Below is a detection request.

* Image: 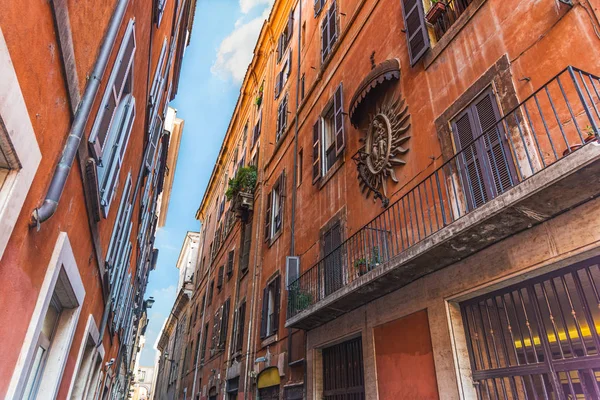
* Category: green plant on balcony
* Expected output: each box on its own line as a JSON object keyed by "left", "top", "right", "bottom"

{"left": 295, "top": 290, "right": 312, "bottom": 311}
{"left": 226, "top": 165, "right": 257, "bottom": 219}
{"left": 255, "top": 83, "right": 264, "bottom": 107}
{"left": 354, "top": 247, "right": 383, "bottom": 277}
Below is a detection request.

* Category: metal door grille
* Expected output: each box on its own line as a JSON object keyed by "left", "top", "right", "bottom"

{"left": 461, "top": 258, "right": 600, "bottom": 399}
{"left": 322, "top": 336, "right": 365, "bottom": 400}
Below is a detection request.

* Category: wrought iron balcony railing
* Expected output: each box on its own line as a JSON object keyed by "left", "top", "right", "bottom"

{"left": 428, "top": 0, "right": 474, "bottom": 42}
{"left": 287, "top": 67, "right": 600, "bottom": 319}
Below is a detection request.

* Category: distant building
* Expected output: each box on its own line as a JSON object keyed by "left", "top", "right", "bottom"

{"left": 158, "top": 107, "right": 185, "bottom": 228}
{"left": 0, "top": 0, "right": 196, "bottom": 398}
{"left": 131, "top": 366, "right": 155, "bottom": 400}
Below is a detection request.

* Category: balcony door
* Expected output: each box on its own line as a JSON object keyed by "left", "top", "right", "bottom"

{"left": 451, "top": 88, "right": 516, "bottom": 210}
{"left": 323, "top": 221, "right": 343, "bottom": 296}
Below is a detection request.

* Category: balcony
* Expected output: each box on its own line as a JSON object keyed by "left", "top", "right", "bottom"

{"left": 426, "top": 0, "right": 474, "bottom": 43}
{"left": 287, "top": 67, "right": 600, "bottom": 330}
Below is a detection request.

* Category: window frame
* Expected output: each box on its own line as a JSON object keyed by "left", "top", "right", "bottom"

{"left": 7, "top": 233, "right": 85, "bottom": 400}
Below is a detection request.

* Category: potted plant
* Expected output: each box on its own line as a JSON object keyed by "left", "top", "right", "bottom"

{"left": 354, "top": 257, "right": 368, "bottom": 276}
{"left": 226, "top": 165, "right": 258, "bottom": 218}
{"left": 425, "top": 0, "right": 446, "bottom": 24}
{"left": 563, "top": 125, "right": 597, "bottom": 156}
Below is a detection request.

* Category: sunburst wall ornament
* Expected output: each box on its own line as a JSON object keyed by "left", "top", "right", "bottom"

{"left": 353, "top": 96, "right": 411, "bottom": 207}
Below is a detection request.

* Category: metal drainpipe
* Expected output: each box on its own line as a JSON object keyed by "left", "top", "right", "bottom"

{"left": 30, "top": 0, "right": 130, "bottom": 227}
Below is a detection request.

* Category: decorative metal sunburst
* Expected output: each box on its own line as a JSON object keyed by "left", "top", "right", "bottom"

{"left": 354, "top": 96, "right": 411, "bottom": 207}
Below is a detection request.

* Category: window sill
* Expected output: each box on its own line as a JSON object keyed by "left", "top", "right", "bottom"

{"left": 267, "top": 228, "right": 283, "bottom": 248}
{"left": 261, "top": 333, "right": 278, "bottom": 348}
{"left": 423, "top": 0, "right": 488, "bottom": 70}
{"left": 316, "top": 157, "right": 344, "bottom": 191}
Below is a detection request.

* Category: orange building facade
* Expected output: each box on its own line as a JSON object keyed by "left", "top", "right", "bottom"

{"left": 0, "top": 0, "right": 195, "bottom": 398}
{"left": 159, "top": 0, "right": 600, "bottom": 399}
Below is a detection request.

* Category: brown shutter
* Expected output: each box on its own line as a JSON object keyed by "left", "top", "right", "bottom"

{"left": 287, "top": 50, "right": 293, "bottom": 79}
{"left": 400, "top": 0, "right": 430, "bottom": 66}
{"left": 328, "top": 1, "right": 337, "bottom": 48}
{"left": 264, "top": 190, "right": 272, "bottom": 241}
{"left": 219, "top": 299, "right": 230, "bottom": 348}
{"left": 452, "top": 108, "right": 488, "bottom": 210}
{"left": 273, "top": 276, "right": 281, "bottom": 333}
{"left": 287, "top": 10, "right": 294, "bottom": 41}
{"left": 217, "top": 265, "right": 224, "bottom": 289}
{"left": 237, "top": 302, "right": 246, "bottom": 352}
{"left": 260, "top": 287, "right": 268, "bottom": 338}
{"left": 275, "top": 71, "right": 282, "bottom": 99}
{"left": 282, "top": 95, "right": 288, "bottom": 132}
{"left": 227, "top": 250, "right": 234, "bottom": 277}
{"left": 334, "top": 83, "right": 345, "bottom": 156}
{"left": 312, "top": 120, "right": 322, "bottom": 184}
{"left": 321, "top": 15, "right": 328, "bottom": 62}
{"left": 472, "top": 91, "right": 515, "bottom": 196}
{"left": 240, "top": 221, "right": 252, "bottom": 271}
{"left": 277, "top": 171, "right": 285, "bottom": 234}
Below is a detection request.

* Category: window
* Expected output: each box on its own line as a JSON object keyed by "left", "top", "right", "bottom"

{"left": 145, "top": 114, "right": 163, "bottom": 170}
{"left": 300, "top": 74, "right": 305, "bottom": 101}
{"left": 218, "top": 299, "right": 230, "bottom": 350}
{"left": 297, "top": 149, "right": 303, "bottom": 186}
{"left": 460, "top": 258, "right": 600, "bottom": 399}
{"left": 314, "top": 0, "right": 326, "bottom": 17}
{"left": 323, "top": 221, "right": 343, "bottom": 296}
{"left": 232, "top": 301, "right": 246, "bottom": 354}
{"left": 89, "top": 20, "right": 137, "bottom": 217}
{"left": 207, "top": 280, "right": 214, "bottom": 305}
{"left": 68, "top": 316, "right": 104, "bottom": 400}
{"left": 252, "top": 109, "right": 262, "bottom": 148}
{"left": 276, "top": 10, "right": 294, "bottom": 63}
{"left": 227, "top": 250, "right": 235, "bottom": 278}
{"left": 424, "top": 0, "right": 475, "bottom": 44}
{"left": 264, "top": 172, "right": 285, "bottom": 242}
{"left": 312, "top": 84, "right": 345, "bottom": 183}
{"left": 239, "top": 220, "right": 252, "bottom": 273}
{"left": 0, "top": 28, "right": 42, "bottom": 260}
{"left": 217, "top": 265, "right": 224, "bottom": 290}
{"left": 105, "top": 172, "right": 133, "bottom": 274}
{"left": 200, "top": 323, "right": 209, "bottom": 364}
{"left": 322, "top": 337, "right": 365, "bottom": 399}
{"left": 286, "top": 256, "right": 300, "bottom": 288}
{"left": 260, "top": 276, "right": 281, "bottom": 339}
{"left": 451, "top": 87, "right": 515, "bottom": 211}
{"left": 194, "top": 331, "right": 201, "bottom": 367}
{"left": 321, "top": 1, "right": 338, "bottom": 63}
{"left": 149, "top": 37, "right": 168, "bottom": 124}
{"left": 301, "top": 21, "right": 306, "bottom": 48}
{"left": 275, "top": 51, "right": 293, "bottom": 99}
{"left": 7, "top": 233, "right": 85, "bottom": 400}
{"left": 276, "top": 94, "right": 289, "bottom": 143}
{"left": 155, "top": 0, "right": 167, "bottom": 25}
{"left": 400, "top": 0, "right": 430, "bottom": 66}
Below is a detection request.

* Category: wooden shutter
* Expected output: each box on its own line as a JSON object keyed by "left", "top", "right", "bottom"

{"left": 312, "top": 120, "right": 322, "bottom": 184}
{"left": 227, "top": 250, "right": 234, "bottom": 277}
{"left": 236, "top": 302, "right": 246, "bottom": 352}
{"left": 276, "top": 172, "right": 285, "bottom": 234}
{"left": 273, "top": 277, "right": 281, "bottom": 334}
{"left": 219, "top": 299, "right": 230, "bottom": 348}
{"left": 145, "top": 115, "right": 162, "bottom": 170}
{"left": 328, "top": 1, "right": 337, "bottom": 49}
{"left": 321, "top": 14, "right": 329, "bottom": 62}
{"left": 287, "top": 51, "right": 293, "bottom": 79}
{"left": 472, "top": 91, "right": 515, "bottom": 196}
{"left": 400, "top": 0, "right": 430, "bottom": 66}
{"left": 208, "top": 280, "right": 214, "bottom": 305}
{"left": 264, "top": 190, "right": 272, "bottom": 241}
{"left": 99, "top": 95, "right": 136, "bottom": 217}
{"left": 452, "top": 108, "right": 489, "bottom": 210}
{"left": 275, "top": 70, "right": 282, "bottom": 99}
{"left": 334, "top": 83, "right": 345, "bottom": 156}
{"left": 217, "top": 266, "right": 224, "bottom": 288}
{"left": 314, "top": 0, "right": 323, "bottom": 17}
{"left": 260, "top": 287, "right": 268, "bottom": 338}
{"left": 287, "top": 10, "right": 294, "bottom": 41}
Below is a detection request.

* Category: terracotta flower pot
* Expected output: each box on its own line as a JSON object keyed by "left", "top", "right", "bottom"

{"left": 426, "top": 2, "right": 447, "bottom": 23}
{"left": 562, "top": 134, "right": 596, "bottom": 156}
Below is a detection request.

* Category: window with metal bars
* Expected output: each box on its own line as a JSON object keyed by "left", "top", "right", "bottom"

{"left": 461, "top": 257, "right": 600, "bottom": 399}
{"left": 322, "top": 336, "right": 365, "bottom": 400}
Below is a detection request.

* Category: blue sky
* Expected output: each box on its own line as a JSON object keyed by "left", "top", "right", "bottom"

{"left": 139, "top": 0, "right": 274, "bottom": 366}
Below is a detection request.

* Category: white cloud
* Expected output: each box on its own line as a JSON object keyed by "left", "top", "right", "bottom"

{"left": 239, "top": 0, "right": 274, "bottom": 14}
{"left": 211, "top": 16, "right": 266, "bottom": 82}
